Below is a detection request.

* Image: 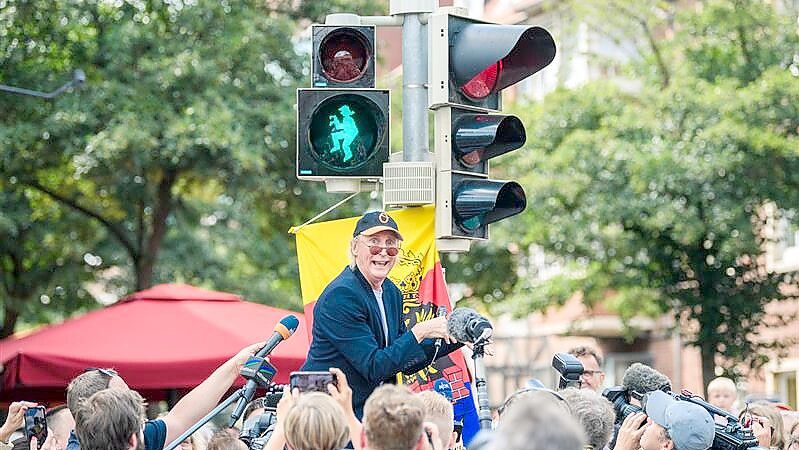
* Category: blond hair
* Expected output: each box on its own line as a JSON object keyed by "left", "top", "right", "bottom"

{"left": 740, "top": 403, "right": 785, "bottom": 450}
{"left": 707, "top": 377, "right": 736, "bottom": 394}
{"left": 284, "top": 393, "right": 349, "bottom": 450}
{"left": 417, "top": 391, "right": 454, "bottom": 450}
{"left": 349, "top": 237, "right": 358, "bottom": 269}
{"left": 363, "top": 385, "right": 425, "bottom": 450}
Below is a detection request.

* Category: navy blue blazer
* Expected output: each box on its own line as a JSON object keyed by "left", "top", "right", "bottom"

{"left": 301, "top": 266, "right": 461, "bottom": 418}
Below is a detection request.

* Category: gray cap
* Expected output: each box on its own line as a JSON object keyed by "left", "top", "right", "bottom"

{"left": 645, "top": 391, "right": 715, "bottom": 450}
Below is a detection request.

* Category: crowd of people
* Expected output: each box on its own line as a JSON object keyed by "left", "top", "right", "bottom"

{"left": 1, "top": 344, "right": 798, "bottom": 450}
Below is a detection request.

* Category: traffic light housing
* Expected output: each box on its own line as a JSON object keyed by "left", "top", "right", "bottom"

{"left": 429, "top": 14, "right": 556, "bottom": 111}
{"left": 312, "top": 26, "right": 375, "bottom": 88}
{"left": 434, "top": 107, "right": 528, "bottom": 240}
{"left": 297, "top": 24, "right": 389, "bottom": 184}
{"left": 430, "top": 12, "right": 556, "bottom": 243}
{"left": 296, "top": 88, "right": 389, "bottom": 180}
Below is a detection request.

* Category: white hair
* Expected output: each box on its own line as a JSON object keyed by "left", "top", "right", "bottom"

{"left": 348, "top": 236, "right": 358, "bottom": 269}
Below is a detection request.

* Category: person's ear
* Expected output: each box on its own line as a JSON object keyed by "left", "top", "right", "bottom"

{"left": 127, "top": 432, "right": 138, "bottom": 450}
{"left": 414, "top": 432, "right": 427, "bottom": 450}
{"left": 448, "top": 431, "right": 458, "bottom": 449}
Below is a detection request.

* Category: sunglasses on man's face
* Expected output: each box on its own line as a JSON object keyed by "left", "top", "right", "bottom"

{"left": 365, "top": 245, "right": 399, "bottom": 256}
{"left": 361, "top": 238, "right": 399, "bottom": 256}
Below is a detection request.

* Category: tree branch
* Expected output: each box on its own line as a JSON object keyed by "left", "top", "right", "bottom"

{"left": 23, "top": 180, "right": 140, "bottom": 261}
{"left": 608, "top": 1, "right": 671, "bottom": 88}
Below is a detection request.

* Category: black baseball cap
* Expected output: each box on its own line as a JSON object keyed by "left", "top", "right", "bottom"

{"left": 353, "top": 211, "right": 403, "bottom": 240}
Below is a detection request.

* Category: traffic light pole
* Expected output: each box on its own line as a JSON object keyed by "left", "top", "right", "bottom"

{"left": 400, "top": 12, "right": 429, "bottom": 163}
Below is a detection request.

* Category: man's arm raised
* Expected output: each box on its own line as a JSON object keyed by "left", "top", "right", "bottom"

{"left": 161, "top": 341, "right": 264, "bottom": 444}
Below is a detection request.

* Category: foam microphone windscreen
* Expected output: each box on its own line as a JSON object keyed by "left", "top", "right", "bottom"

{"left": 447, "top": 307, "right": 481, "bottom": 343}
{"left": 621, "top": 362, "right": 672, "bottom": 394}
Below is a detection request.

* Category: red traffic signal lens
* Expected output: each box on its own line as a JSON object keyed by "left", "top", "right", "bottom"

{"left": 460, "top": 60, "right": 502, "bottom": 99}
{"left": 319, "top": 28, "right": 370, "bottom": 83}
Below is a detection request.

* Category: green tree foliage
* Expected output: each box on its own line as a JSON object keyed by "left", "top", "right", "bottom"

{"left": 497, "top": 0, "right": 799, "bottom": 387}
{"left": 1, "top": 0, "right": 382, "bottom": 334}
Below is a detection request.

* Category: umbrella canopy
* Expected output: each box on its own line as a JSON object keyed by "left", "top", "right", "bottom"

{"left": 0, "top": 284, "right": 308, "bottom": 402}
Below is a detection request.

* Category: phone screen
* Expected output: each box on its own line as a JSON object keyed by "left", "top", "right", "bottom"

{"left": 24, "top": 406, "right": 47, "bottom": 449}
{"left": 289, "top": 371, "right": 336, "bottom": 393}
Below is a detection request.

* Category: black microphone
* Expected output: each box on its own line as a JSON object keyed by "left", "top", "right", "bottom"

{"left": 431, "top": 305, "right": 448, "bottom": 363}
{"left": 229, "top": 315, "right": 299, "bottom": 426}
{"left": 447, "top": 307, "right": 492, "bottom": 344}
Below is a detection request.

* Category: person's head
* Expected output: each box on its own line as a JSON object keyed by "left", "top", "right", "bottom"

{"left": 640, "top": 391, "right": 714, "bottom": 450}
{"left": 74, "top": 388, "right": 146, "bottom": 450}
{"left": 568, "top": 346, "right": 605, "bottom": 391}
{"left": 67, "top": 368, "right": 128, "bottom": 414}
{"left": 283, "top": 392, "right": 349, "bottom": 450}
{"left": 46, "top": 405, "right": 75, "bottom": 450}
{"left": 739, "top": 402, "right": 785, "bottom": 450}
{"left": 179, "top": 423, "right": 217, "bottom": 450}
{"left": 497, "top": 388, "right": 570, "bottom": 421}
{"left": 362, "top": 385, "right": 425, "bottom": 450}
{"left": 706, "top": 377, "right": 737, "bottom": 413}
{"left": 559, "top": 388, "right": 615, "bottom": 450}
{"left": 788, "top": 418, "right": 799, "bottom": 450}
{"left": 417, "top": 391, "right": 455, "bottom": 450}
{"left": 350, "top": 211, "right": 403, "bottom": 289}
{"left": 489, "top": 398, "right": 586, "bottom": 450}
{"left": 206, "top": 431, "right": 248, "bottom": 450}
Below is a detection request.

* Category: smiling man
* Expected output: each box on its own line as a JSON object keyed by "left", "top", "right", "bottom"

{"left": 300, "top": 211, "right": 462, "bottom": 419}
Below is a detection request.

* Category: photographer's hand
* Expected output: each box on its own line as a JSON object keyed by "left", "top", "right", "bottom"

{"left": 29, "top": 430, "right": 57, "bottom": 450}
{"left": 328, "top": 368, "right": 363, "bottom": 450}
{"left": 0, "top": 401, "right": 37, "bottom": 442}
{"left": 276, "top": 385, "right": 298, "bottom": 424}
{"left": 614, "top": 413, "right": 647, "bottom": 450}
{"left": 748, "top": 416, "right": 772, "bottom": 448}
{"left": 263, "top": 386, "right": 297, "bottom": 450}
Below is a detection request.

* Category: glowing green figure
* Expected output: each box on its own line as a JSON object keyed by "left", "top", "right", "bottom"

{"left": 328, "top": 104, "right": 359, "bottom": 162}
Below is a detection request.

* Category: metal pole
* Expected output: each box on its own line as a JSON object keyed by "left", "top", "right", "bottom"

{"left": 0, "top": 69, "right": 85, "bottom": 99}
{"left": 401, "top": 13, "right": 429, "bottom": 162}
{"left": 163, "top": 388, "right": 246, "bottom": 450}
{"left": 472, "top": 344, "right": 493, "bottom": 430}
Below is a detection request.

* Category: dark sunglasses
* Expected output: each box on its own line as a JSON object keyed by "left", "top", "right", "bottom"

{"left": 365, "top": 244, "right": 399, "bottom": 256}
{"left": 84, "top": 367, "right": 118, "bottom": 377}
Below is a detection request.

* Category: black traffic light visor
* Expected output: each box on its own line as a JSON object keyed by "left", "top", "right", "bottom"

{"left": 453, "top": 180, "right": 527, "bottom": 231}
{"left": 451, "top": 25, "right": 556, "bottom": 93}
{"left": 453, "top": 114, "right": 526, "bottom": 168}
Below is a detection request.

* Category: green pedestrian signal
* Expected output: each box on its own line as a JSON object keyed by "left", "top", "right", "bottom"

{"left": 297, "top": 89, "right": 389, "bottom": 179}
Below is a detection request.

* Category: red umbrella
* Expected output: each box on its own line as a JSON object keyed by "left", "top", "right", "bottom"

{"left": 0, "top": 284, "right": 309, "bottom": 403}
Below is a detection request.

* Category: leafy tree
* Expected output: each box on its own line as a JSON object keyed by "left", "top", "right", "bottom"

{"left": 0, "top": 183, "right": 100, "bottom": 337}
{"left": 498, "top": 0, "right": 799, "bottom": 387}
{"left": 1, "top": 0, "right": 383, "bottom": 333}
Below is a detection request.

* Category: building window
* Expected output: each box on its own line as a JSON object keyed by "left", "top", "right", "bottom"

{"left": 772, "top": 368, "right": 798, "bottom": 410}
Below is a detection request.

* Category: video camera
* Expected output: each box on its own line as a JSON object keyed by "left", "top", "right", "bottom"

{"left": 239, "top": 387, "right": 285, "bottom": 450}
{"left": 676, "top": 391, "right": 757, "bottom": 450}
{"left": 602, "top": 386, "right": 758, "bottom": 450}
